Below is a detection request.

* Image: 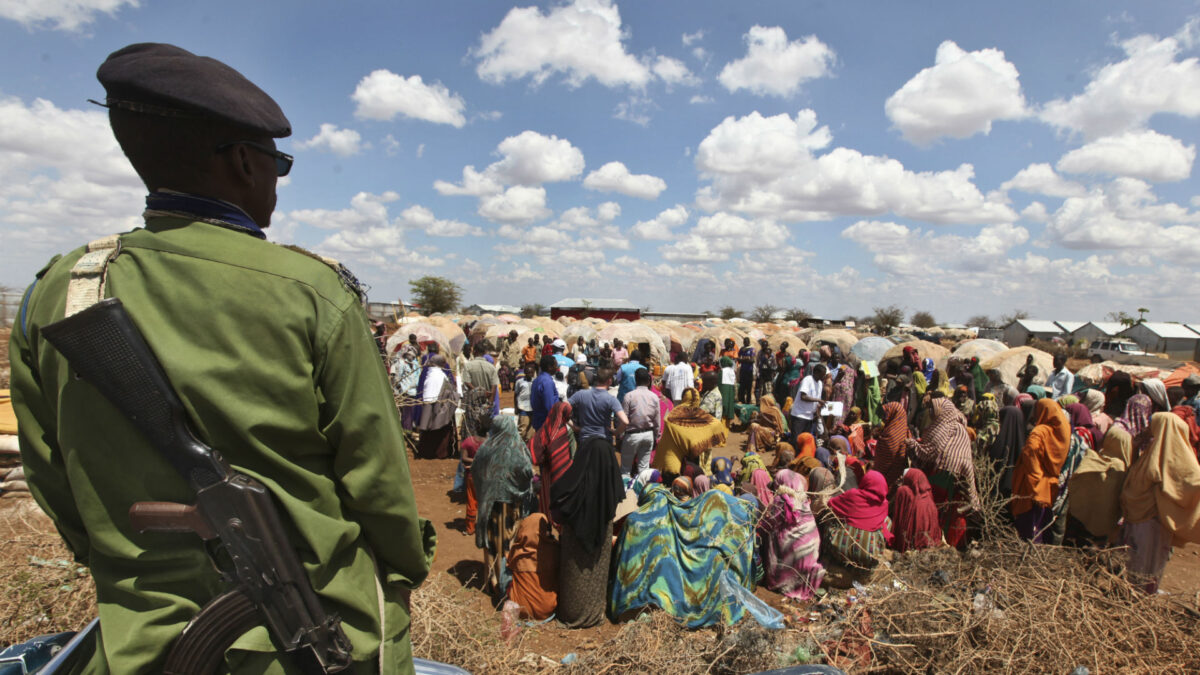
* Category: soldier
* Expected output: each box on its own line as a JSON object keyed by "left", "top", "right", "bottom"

{"left": 9, "top": 43, "right": 434, "bottom": 673}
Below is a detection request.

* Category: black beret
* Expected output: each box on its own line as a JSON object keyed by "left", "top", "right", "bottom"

{"left": 97, "top": 43, "right": 290, "bottom": 138}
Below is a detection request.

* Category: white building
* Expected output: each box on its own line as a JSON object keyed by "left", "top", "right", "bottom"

{"left": 1070, "top": 321, "right": 1125, "bottom": 344}
{"left": 1002, "top": 319, "right": 1064, "bottom": 346}
{"left": 462, "top": 303, "right": 521, "bottom": 315}
{"left": 1118, "top": 322, "right": 1200, "bottom": 360}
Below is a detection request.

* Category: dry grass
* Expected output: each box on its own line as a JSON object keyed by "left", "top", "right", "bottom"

{"left": 0, "top": 500, "right": 96, "bottom": 647}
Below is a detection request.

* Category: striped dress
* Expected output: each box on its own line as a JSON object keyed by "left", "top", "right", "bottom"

{"left": 759, "top": 484, "right": 824, "bottom": 599}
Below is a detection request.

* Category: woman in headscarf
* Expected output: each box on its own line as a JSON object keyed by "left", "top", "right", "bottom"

{"left": 710, "top": 457, "right": 734, "bottom": 487}
{"left": 973, "top": 394, "right": 1001, "bottom": 455}
{"left": 759, "top": 470, "right": 825, "bottom": 600}
{"left": 472, "top": 416, "right": 534, "bottom": 596}
{"left": 891, "top": 468, "right": 942, "bottom": 552}
{"left": 414, "top": 353, "right": 460, "bottom": 459}
{"left": 857, "top": 361, "right": 884, "bottom": 426}
{"left": 531, "top": 401, "right": 575, "bottom": 517}
{"left": 746, "top": 394, "right": 789, "bottom": 455}
{"left": 771, "top": 444, "right": 797, "bottom": 473}
{"left": 968, "top": 357, "right": 988, "bottom": 400}
{"left": 793, "top": 432, "right": 818, "bottom": 461}
{"left": 952, "top": 385, "right": 975, "bottom": 422}
{"left": 921, "top": 358, "right": 937, "bottom": 385}
{"left": 930, "top": 368, "right": 953, "bottom": 398}
{"left": 679, "top": 387, "right": 700, "bottom": 408}
{"left": 1010, "top": 399, "right": 1072, "bottom": 542}
{"left": 909, "top": 397, "right": 980, "bottom": 547}
{"left": 1025, "top": 384, "right": 1048, "bottom": 400}
{"left": 717, "top": 355, "right": 738, "bottom": 428}
{"left": 552, "top": 435, "right": 623, "bottom": 628}
{"left": 821, "top": 470, "right": 894, "bottom": 569}
{"left": 740, "top": 451, "right": 767, "bottom": 477}
{"left": 1114, "top": 392, "right": 1153, "bottom": 438}
{"left": 828, "top": 357, "right": 857, "bottom": 428}
{"left": 744, "top": 468, "right": 774, "bottom": 508}
{"left": 506, "top": 513, "right": 558, "bottom": 620}
{"left": 1081, "top": 388, "right": 1113, "bottom": 442}
{"left": 671, "top": 475, "right": 693, "bottom": 500}
{"left": 650, "top": 380, "right": 675, "bottom": 444}
{"left": 1045, "top": 403, "right": 1097, "bottom": 544}
{"left": 1104, "top": 371, "right": 1135, "bottom": 418}
{"left": 692, "top": 474, "right": 712, "bottom": 496}
{"left": 1068, "top": 426, "right": 1133, "bottom": 542}
{"left": 874, "top": 402, "right": 910, "bottom": 490}
{"left": 1172, "top": 405, "right": 1200, "bottom": 456}
{"left": 652, "top": 399, "right": 728, "bottom": 483}
{"left": 1140, "top": 378, "right": 1170, "bottom": 413}
{"left": 1120, "top": 413, "right": 1200, "bottom": 593}
{"left": 988, "top": 404, "right": 1027, "bottom": 498}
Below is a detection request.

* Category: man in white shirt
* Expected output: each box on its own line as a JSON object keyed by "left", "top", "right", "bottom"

{"left": 663, "top": 352, "right": 694, "bottom": 404}
{"left": 1047, "top": 354, "right": 1075, "bottom": 400}
{"left": 789, "top": 364, "right": 827, "bottom": 440}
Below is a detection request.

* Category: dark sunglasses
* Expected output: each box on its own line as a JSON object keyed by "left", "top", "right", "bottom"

{"left": 215, "top": 140, "right": 293, "bottom": 177}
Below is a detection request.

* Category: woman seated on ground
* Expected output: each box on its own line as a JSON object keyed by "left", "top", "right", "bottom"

{"left": 740, "top": 468, "right": 774, "bottom": 507}
{"left": 472, "top": 416, "right": 534, "bottom": 597}
{"left": 891, "top": 468, "right": 943, "bottom": 553}
{"left": 759, "top": 470, "right": 825, "bottom": 600}
{"left": 746, "top": 394, "right": 789, "bottom": 454}
{"left": 652, "top": 390, "right": 728, "bottom": 483}
{"left": 820, "top": 470, "right": 893, "bottom": 573}
{"left": 1120, "top": 412, "right": 1200, "bottom": 593}
{"left": 506, "top": 513, "right": 558, "bottom": 620}
{"left": 710, "top": 457, "right": 735, "bottom": 489}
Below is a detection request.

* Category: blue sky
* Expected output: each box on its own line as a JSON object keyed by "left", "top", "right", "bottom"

{"left": 2, "top": 1, "right": 1198, "bottom": 323}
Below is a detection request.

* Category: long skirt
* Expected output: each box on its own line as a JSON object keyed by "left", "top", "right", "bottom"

{"left": 719, "top": 383, "right": 737, "bottom": 421}
{"left": 416, "top": 425, "right": 454, "bottom": 459}
{"left": 1014, "top": 505, "right": 1051, "bottom": 543}
{"left": 484, "top": 502, "right": 521, "bottom": 597}
{"left": 821, "top": 517, "right": 890, "bottom": 569}
{"left": 557, "top": 522, "right": 613, "bottom": 628}
{"left": 1125, "top": 519, "right": 1171, "bottom": 594}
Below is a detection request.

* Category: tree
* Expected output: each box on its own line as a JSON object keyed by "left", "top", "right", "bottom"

{"left": 749, "top": 304, "right": 779, "bottom": 323}
{"left": 999, "top": 309, "right": 1030, "bottom": 325}
{"left": 872, "top": 305, "right": 904, "bottom": 334}
{"left": 910, "top": 311, "right": 937, "bottom": 328}
{"left": 520, "top": 303, "right": 547, "bottom": 318}
{"left": 718, "top": 305, "right": 739, "bottom": 320}
{"left": 966, "top": 314, "right": 993, "bottom": 328}
{"left": 407, "top": 276, "right": 462, "bottom": 315}
{"left": 784, "top": 307, "right": 812, "bottom": 323}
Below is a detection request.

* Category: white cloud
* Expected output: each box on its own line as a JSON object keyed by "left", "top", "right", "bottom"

{"left": 659, "top": 212, "right": 788, "bottom": 261}
{"left": 478, "top": 185, "right": 551, "bottom": 224}
{"left": 287, "top": 191, "right": 399, "bottom": 231}
{"left": 582, "top": 161, "right": 667, "bottom": 199}
{"left": 1021, "top": 201, "right": 1049, "bottom": 223}
{"left": 613, "top": 95, "right": 655, "bottom": 126}
{"left": 1041, "top": 29, "right": 1200, "bottom": 138}
{"left": 652, "top": 55, "right": 700, "bottom": 86}
{"left": 689, "top": 95, "right": 713, "bottom": 104}
{"left": 1056, "top": 130, "right": 1195, "bottom": 182}
{"left": 351, "top": 70, "right": 467, "bottom": 127}
{"left": 695, "top": 109, "right": 1016, "bottom": 224}
{"left": 885, "top": 41, "right": 1028, "bottom": 145}
{"left": 0, "top": 0, "right": 138, "bottom": 31}
{"left": 551, "top": 203, "right": 620, "bottom": 231}
{"left": 842, "top": 220, "right": 1029, "bottom": 276}
{"left": 1001, "top": 163, "right": 1087, "bottom": 198}
{"left": 631, "top": 204, "right": 689, "bottom": 239}
{"left": 398, "top": 205, "right": 484, "bottom": 237}
{"left": 682, "top": 30, "right": 705, "bottom": 46}
{"left": 383, "top": 134, "right": 401, "bottom": 156}
{"left": 490, "top": 130, "right": 585, "bottom": 185}
{"left": 416, "top": 143, "right": 425, "bottom": 158}
{"left": 433, "top": 130, "right": 583, "bottom": 223}
{"left": 717, "top": 25, "right": 835, "bottom": 97}
{"left": 1042, "top": 178, "right": 1200, "bottom": 262}
{"left": 596, "top": 201, "right": 621, "bottom": 221}
{"left": 473, "top": 0, "right": 651, "bottom": 89}
{"left": 0, "top": 96, "right": 144, "bottom": 258}
{"left": 295, "top": 123, "right": 369, "bottom": 157}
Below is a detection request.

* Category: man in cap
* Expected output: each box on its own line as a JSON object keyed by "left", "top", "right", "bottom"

{"left": 9, "top": 44, "right": 434, "bottom": 673}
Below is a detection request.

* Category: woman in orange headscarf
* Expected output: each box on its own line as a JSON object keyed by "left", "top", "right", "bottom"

{"left": 1010, "top": 398, "right": 1071, "bottom": 542}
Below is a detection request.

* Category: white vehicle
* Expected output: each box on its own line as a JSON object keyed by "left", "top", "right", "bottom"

{"left": 1088, "top": 339, "right": 1147, "bottom": 362}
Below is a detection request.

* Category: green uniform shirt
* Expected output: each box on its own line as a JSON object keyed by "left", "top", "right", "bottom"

{"left": 9, "top": 217, "right": 436, "bottom": 673}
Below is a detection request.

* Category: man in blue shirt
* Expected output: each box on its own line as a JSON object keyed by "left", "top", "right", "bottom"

{"left": 530, "top": 354, "right": 561, "bottom": 430}
{"left": 568, "top": 366, "right": 628, "bottom": 442}
{"left": 616, "top": 350, "right": 647, "bottom": 403}
{"left": 1182, "top": 374, "right": 1200, "bottom": 417}
{"left": 551, "top": 338, "right": 574, "bottom": 373}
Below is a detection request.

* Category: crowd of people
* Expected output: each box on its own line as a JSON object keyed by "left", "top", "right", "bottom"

{"left": 387, "top": 326, "right": 1200, "bottom": 627}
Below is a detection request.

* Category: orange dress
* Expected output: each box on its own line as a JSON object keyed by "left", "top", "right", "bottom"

{"left": 506, "top": 513, "right": 559, "bottom": 620}
{"left": 1010, "top": 399, "right": 1071, "bottom": 516}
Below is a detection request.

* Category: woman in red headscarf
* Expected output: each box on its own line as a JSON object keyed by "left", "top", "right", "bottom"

{"left": 820, "top": 470, "right": 893, "bottom": 569}
{"left": 891, "top": 468, "right": 942, "bottom": 552}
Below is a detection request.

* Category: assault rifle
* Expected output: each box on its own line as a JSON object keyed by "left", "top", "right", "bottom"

{"left": 42, "top": 298, "right": 353, "bottom": 675}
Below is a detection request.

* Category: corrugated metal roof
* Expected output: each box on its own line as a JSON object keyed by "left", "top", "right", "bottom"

{"left": 1012, "top": 319, "right": 1063, "bottom": 333}
{"left": 549, "top": 297, "right": 640, "bottom": 311}
{"left": 1127, "top": 322, "right": 1200, "bottom": 339}
{"left": 1073, "top": 321, "right": 1124, "bottom": 336}
{"left": 1054, "top": 320, "right": 1086, "bottom": 332}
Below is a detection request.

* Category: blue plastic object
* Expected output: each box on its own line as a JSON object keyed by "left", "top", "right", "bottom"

{"left": 719, "top": 569, "right": 784, "bottom": 630}
{"left": 0, "top": 631, "right": 76, "bottom": 674}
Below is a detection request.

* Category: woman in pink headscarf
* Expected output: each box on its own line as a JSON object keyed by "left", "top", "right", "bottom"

{"left": 758, "top": 470, "right": 824, "bottom": 600}
{"left": 821, "top": 470, "right": 893, "bottom": 569}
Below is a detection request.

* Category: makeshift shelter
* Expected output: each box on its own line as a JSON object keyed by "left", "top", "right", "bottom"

{"left": 385, "top": 322, "right": 452, "bottom": 359}
{"left": 980, "top": 347, "right": 1053, "bottom": 388}
{"left": 1075, "top": 362, "right": 1168, "bottom": 388}
{"left": 949, "top": 339, "right": 1009, "bottom": 367}
{"left": 881, "top": 340, "right": 949, "bottom": 370}
{"left": 425, "top": 316, "right": 467, "bottom": 355}
{"left": 851, "top": 336, "right": 894, "bottom": 363}
{"left": 766, "top": 331, "right": 804, "bottom": 357}
{"left": 560, "top": 322, "right": 599, "bottom": 346}
{"left": 597, "top": 323, "right": 669, "bottom": 365}
{"left": 811, "top": 329, "right": 858, "bottom": 354}
{"left": 688, "top": 327, "right": 748, "bottom": 355}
